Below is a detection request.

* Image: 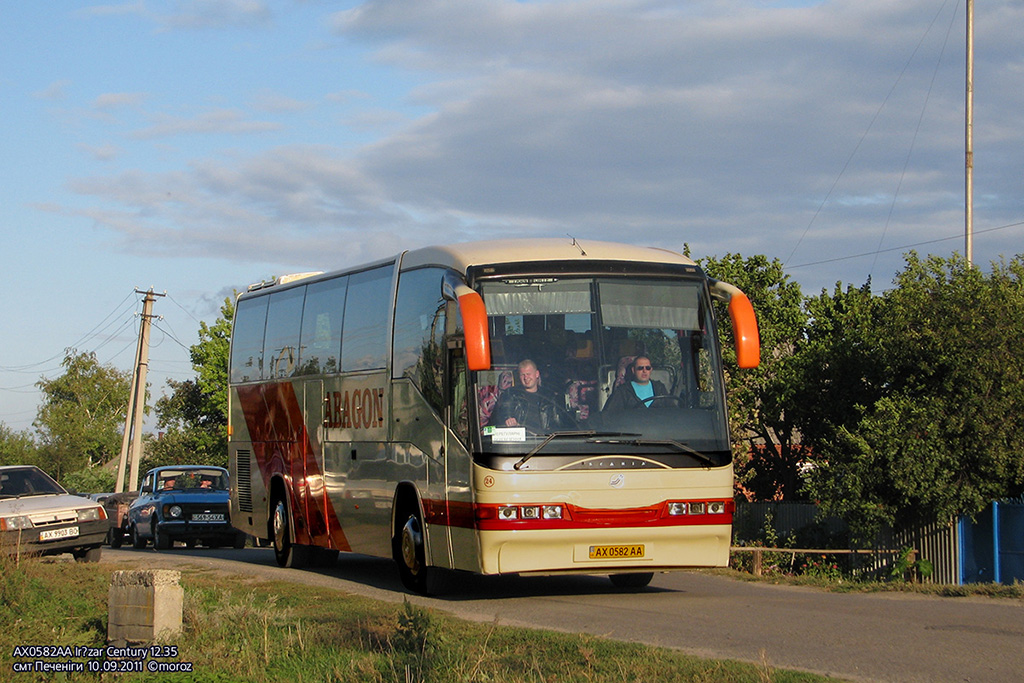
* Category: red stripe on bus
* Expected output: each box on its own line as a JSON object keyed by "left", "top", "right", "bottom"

{"left": 421, "top": 499, "right": 732, "bottom": 531}
{"left": 236, "top": 383, "right": 352, "bottom": 552}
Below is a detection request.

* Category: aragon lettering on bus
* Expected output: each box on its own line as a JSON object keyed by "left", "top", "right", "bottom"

{"left": 325, "top": 388, "right": 385, "bottom": 430}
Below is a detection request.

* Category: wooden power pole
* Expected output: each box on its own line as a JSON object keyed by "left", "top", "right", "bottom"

{"left": 114, "top": 289, "right": 165, "bottom": 493}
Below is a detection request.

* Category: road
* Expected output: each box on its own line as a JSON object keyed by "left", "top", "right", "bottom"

{"left": 103, "top": 547, "right": 1024, "bottom": 683}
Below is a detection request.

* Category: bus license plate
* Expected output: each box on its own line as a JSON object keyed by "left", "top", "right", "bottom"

{"left": 39, "top": 526, "right": 79, "bottom": 542}
{"left": 589, "top": 544, "right": 644, "bottom": 559}
{"left": 192, "top": 513, "right": 225, "bottom": 522}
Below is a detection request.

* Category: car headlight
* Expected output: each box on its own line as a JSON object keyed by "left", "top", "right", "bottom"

{"left": 78, "top": 507, "right": 103, "bottom": 522}
{"left": 168, "top": 505, "right": 183, "bottom": 519}
{"left": 0, "top": 515, "right": 33, "bottom": 531}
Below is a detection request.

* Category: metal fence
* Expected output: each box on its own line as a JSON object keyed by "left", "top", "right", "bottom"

{"left": 733, "top": 502, "right": 960, "bottom": 584}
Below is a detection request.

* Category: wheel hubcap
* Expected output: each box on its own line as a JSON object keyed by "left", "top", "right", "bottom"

{"left": 401, "top": 517, "right": 421, "bottom": 574}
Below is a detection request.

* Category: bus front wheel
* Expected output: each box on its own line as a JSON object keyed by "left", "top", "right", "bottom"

{"left": 609, "top": 572, "right": 653, "bottom": 589}
{"left": 395, "top": 511, "right": 433, "bottom": 594}
{"left": 271, "top": 497, "right": 309, "bottom": 569}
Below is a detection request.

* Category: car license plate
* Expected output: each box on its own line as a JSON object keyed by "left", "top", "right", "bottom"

{"left": 589, "top": 544, "right": 644, "bottom": 559}
{"left": 191, "top": 513, "right": 225, "bottom": 522}
{"left": 39, "top": 526, "right": 79, "bottom": 542}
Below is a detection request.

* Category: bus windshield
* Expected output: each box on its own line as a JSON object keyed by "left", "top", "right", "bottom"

{"left": 471, "top": 276, "right": 731, "bottom": 469}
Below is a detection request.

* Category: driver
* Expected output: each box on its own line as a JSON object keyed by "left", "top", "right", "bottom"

{"left": 488, "top": 359, "right": 571, "bottom": 433}
{"left": 603, "top": 356, "right": 668, "bottom": 412}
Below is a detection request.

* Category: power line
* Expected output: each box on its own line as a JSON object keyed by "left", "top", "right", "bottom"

{"left": 786, "top": 219, "right": 1024, "bottom": 270}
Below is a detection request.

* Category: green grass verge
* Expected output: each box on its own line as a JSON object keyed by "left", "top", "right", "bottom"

{"left": 1, "top": 553, "right": 838, "bottom": 683}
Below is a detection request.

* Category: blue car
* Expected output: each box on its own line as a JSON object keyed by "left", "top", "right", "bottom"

{"left": 128, "top": 466, "right": 246, "bottom": 550}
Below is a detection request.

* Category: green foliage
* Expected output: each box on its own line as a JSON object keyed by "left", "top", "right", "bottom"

{"left": 1, "top": 560, "right": 838, "bottom": 683}
{"left": 149, "top": 297, "right": 233, "bottom": 469}
{"left": 889, "top": 547, "right": 934, "bottom": 583}
{"left": 0, "top": 423, "right": 38, "bottom": 466}
{"left": 33, "top": 350, "right": 132, "bottom": 479}
{"left": 191, "top": 296, "right": 234, "bottom": 420}
{"left": 797, "top": 254, "right": 1024, "bottom": 541}
{"left": 62, "top": 465, "right": 116, "bottom": 494}
{"left": 699, "top": 254, "right": 809, "bottom": 501}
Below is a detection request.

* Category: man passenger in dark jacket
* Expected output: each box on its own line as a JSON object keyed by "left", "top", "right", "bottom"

{"left": 603, "top": 356, "right": 668, "bottom": 412}
{"left": 489, "top": 359, "right": 570, "bottom": 433}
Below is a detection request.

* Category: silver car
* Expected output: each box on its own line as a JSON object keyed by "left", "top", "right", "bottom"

{"left": 0, "top": 465, "right": 107, "bottom": 562}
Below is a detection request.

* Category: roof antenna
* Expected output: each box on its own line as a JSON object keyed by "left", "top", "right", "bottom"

{"left": 567, "top": 234, "right": 587, "bottom": 256}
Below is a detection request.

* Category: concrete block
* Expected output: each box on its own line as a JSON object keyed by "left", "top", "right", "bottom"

{"left": 107, "top": 569, "right": 183, "bottom": 646}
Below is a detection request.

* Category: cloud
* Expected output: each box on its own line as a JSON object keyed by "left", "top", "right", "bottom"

{"left": 130, "top": 109, "right": 282, "bottom": 138}
{"left": 68, "top": 0, "right": 1024, "bottom": 290}
{"left": 33, "top": 80, "right": 72, "bottom": 100}
{"left": 155, "top": 0, "right": 271, "bottom": 31}
{"left": 93, "top": 92, "right": 148, "bottom": 110}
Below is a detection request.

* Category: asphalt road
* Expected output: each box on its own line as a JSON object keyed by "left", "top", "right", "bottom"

{"left": 103, "top": 547, "right": 1024, "bottom": 683}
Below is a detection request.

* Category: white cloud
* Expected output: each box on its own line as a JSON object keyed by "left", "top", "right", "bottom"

{"left": 67, "top": 0, "right": 1024, "bottom": 291}
{"left": 130, "top": 109, "right": 282, "bottom": 138}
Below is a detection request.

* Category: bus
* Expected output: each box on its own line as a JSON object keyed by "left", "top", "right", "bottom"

{"left": 227, "top": 239, "right": 759, "bottom": 593}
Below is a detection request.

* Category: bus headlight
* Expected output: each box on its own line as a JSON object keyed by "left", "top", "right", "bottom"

{"left": 521, "top": 506, "right": 540, "bottom": 520}
{"left": 542, "top": 505, "right": 562, "bottom": 520}
{"left": 497, "top": 506, "right": 518, "bottom": 521}
{"left": 689, "top": 502, "right": 706, "bottom": 515}
{"left": 668, "top": 502, "right": 687, "bottom": 516}
{"left": 708, "top": 501, "right": 726, "bottom": 515}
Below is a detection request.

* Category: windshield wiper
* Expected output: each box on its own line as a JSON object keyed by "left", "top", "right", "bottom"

{"left": 513, "top": 431, "right": 641, "bottom": 470}
{"left": 587, "top": 438, "right": 717, "bottom": 466}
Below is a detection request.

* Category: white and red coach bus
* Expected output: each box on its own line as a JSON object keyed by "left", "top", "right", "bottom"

{"left": 228, "top": 239, "right": 759, "bottom": 593}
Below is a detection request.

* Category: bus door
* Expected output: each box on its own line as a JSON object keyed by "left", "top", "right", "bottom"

{"left": 303, "top": 380, "right": 332, "bottom": 547}
{"left": 444, "top": 349, "right": 478, "bottom": 572}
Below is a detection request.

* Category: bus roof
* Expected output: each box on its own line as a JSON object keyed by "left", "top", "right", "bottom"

{"left": 399, "top": 238, "right": 696, "bottom": 272}
{"left": 240, "top": 239, "right": 699, "bottom": 298}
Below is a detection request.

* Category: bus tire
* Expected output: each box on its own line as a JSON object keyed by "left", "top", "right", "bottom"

{"left": 395, "top": 508, "right": 439, "bottom": 595}
{"left": 609, "top": 572, "right": 653, "bottom": 589}
{"left": 271, "top": 496, "right": 309, "bottom": 569}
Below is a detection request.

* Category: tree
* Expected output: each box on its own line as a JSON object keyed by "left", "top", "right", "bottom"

{"left": 0, "top": 423, "right": 38, "bottom": 467}
{"left": 147, "top": 297, "right": 233, "bottom": 469}
{"left": 699, "top": 253, "right": 809, "bottom": 500}
{"left": 798, "top": 254, "right": 1024, "bottom": 541}
{"left": 34, "top": 350, "right": 132, "bottom": 480}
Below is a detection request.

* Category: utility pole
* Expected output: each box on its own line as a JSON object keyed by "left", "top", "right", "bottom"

{"left": 114, "top": 289, "right": 165, "bottom": 493}
{"left": 965, "top": 0, "right": 974, "bottom": 266}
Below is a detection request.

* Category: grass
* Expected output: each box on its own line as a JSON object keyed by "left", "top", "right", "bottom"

{"left": 0, "top": 552, "right": 838, "bottom": 683}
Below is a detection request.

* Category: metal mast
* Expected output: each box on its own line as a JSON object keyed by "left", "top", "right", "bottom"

{"left": 965, "top": 0, "right": 974, "bottom": 265}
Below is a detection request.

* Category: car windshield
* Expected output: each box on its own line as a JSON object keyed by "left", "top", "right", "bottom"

{"left": 470, "top": 275, "right": 731, "bottom": 469}
{"left": 156, "top": 469, "right": 228, "bottom": 491}
{"left": 0, "top": 467, "right": 67, "bottom": 498}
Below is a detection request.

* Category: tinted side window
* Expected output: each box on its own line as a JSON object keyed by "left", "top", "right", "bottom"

{"left": 392, "top": 267, "right": 446, "bottom": 411}
{"left": 263, "top": 286, "right": 306, "bottom": 379}
{"left": 231, "top": 296, "right": 269, "bottom": 383}
{"left": 297, "top": 277, "right": 347, "bottom": 376}
{"left": 341, "top": 265, "right": 395, "bottom": 371}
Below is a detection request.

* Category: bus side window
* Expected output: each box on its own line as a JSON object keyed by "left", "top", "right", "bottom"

{"left": 449, "top": 351, "right": 469, "bottom": 444}
{"left": 230, "top": 296, "right": 269, "bottom": 383}
{"left": 393, "top": 267, "right": 447, "bottom": 413}
{"left": 264, "top": 286, "right": 306, "bottom": 379}
{"left": 341, "top": 265, "right": 394, "bottom": 371}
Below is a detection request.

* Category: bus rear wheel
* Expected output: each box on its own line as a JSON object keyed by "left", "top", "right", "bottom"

{"left": 271, "top": 497, "right": 309, "bottom": 569}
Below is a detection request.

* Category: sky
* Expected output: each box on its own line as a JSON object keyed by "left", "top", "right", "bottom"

{"left": 1, "top": 0, "right": 1022, "bottom": 433}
